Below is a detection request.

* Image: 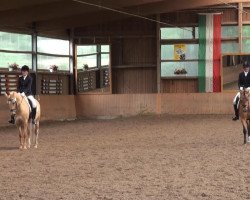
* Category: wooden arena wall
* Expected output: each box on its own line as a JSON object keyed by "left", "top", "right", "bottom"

{"left": 0, "top": 93, "right": 237, "bottom": 127}
{"left": 75, "top": 93, "right": 235, "bottom": 118}
{"left": 0, "top": 95, "right": 76, "bottom": 126}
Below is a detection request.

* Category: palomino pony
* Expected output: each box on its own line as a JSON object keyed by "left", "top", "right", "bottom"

{"left": 5, "top": 92, "right": 41, "bottom": 149}
{"left": 239, "top": 88, "right": 250, "bottom": 144}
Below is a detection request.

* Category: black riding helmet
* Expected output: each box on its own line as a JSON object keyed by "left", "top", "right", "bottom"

{"left": 21, "top": 65, "right": 29, "bottom": 72}
{"left": 243, "top": 61, "right": 250, "bottom": 68}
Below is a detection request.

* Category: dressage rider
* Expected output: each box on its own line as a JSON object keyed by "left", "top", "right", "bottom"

{"left": 9, "top": 65, "right": 37, "bottom": 124}
{"left": 232, "top": 61, "right": 250, "bottom": 121}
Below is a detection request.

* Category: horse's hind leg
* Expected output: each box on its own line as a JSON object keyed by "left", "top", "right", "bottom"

{"left": 242, "top": 123, "right": 249, "bottom": 144}
{"left": 247, "top": 122, "right": 250, "bottom": 143}
{"left": 18, "top": 127, "right": 23, "bottom": 149}
{"left": 246, "top": 130, "right": 249, "bottom": 144}
{"left": 243, "top": 127, "right": 247, "bottom": 144}
{"left": 34, "top": 122, "right": 39, "bottom": 148}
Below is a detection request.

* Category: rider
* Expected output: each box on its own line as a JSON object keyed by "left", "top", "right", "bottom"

{"left": 9, "top": 65, "right": 37, "bottom": 124}
{"left": 232, "top": 61, "right": 250, "bottom": 121}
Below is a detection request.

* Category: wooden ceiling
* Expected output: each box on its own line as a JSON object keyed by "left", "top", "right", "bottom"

{"left": 0, "top": 0, "right": 249, "bottom": 36}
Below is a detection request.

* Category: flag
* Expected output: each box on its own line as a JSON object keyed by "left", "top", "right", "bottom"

{"left": 198, "top": 13, "right": 221, "bottom": 92}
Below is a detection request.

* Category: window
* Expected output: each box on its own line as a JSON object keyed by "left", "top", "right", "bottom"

{"left": 76, "top": 44, "right": 110, "bottom": 69}
{"left": 161, "top": 61, "right": 198, "bottom": 77}
{"left": 243, "top": 25, "right": 250, "bottom": 37}
{"left": 77, "top": 45, "right": 97, "bottom": 68}
{"left": 37, "top": 55, "right": 69, "bottom": 71}
{"left": 221, "top": 25, "right": 239, "bottom": 53}
{"left": 222, "top": 42, "right": 239, "bottom": 53}
{"left": 160, "top": 27, "right": 198, "bottom": 77}
{"left": 243, "top": 25, "right": 250, "bottom": 53}
{"left": 0, "top": 31, "right": 32, "bottom": 69}
{"left": 161, "top": 27, "right": 194, "bottom": 39}
{"left": 221, "top": 26, "right": 238, "bottom": 38}
{"left": 37, "top": 36, "right": 70, "bottom": 71}
{"left": 101, "top": 45, "right": 110, "bottom": 67}
{"left": 0, "top": 31, "right": 32, "bottom": 51}
{"left": 161, "top": 44, "right": 198, "bottom": 60}
{"left": 76, "top": 44, "right": 111, "bottom": 93}
{"left": 243, "top": 39, "right": 250, "bottom": 52}
{"left": 0, "top": 52, "right": 32, "bottom": 67}
{"left": 77, "top": 45, "right": 96, "bottom": 55}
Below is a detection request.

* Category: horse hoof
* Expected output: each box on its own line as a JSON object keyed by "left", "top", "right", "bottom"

{"left": 34, "top": 145, "right": 38, "bottom": 149}
{"left": 19, "top": 146, "right": 23, "bottom": 150}
{"left": 23, "top": 146, "right": 27, "bottom": 150}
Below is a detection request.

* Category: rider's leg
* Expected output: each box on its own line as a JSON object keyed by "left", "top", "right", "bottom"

{"left": 27, "top": 96, "right": 37, "bottom": 124}
{"left": 232, "top": 92, "right": 240, "bottom": 121}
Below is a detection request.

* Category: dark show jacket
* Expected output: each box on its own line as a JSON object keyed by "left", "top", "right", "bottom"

{"left": 17, "top": 75, "right": 33, "bottom": 96}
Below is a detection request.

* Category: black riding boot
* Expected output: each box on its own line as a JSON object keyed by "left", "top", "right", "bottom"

{"left": 31, "top": 108, "right": 37, "bottom": 125}
{"left": 8, "top": 114, "right": 15, "bottom": 124}
{"left": 232, "top": 104, "right": 239, "bottom": 121}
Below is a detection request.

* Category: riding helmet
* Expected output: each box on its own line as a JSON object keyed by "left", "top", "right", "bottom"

{"left": 21, "top": 65, "right": 30, "bottom": 72}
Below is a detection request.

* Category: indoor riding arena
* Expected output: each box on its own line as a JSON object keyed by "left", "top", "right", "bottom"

{"left": 0, "top": 1, "right": 250, "bottom": 200}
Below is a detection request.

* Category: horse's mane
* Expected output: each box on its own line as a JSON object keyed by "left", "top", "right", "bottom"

{"left": 9, "top": 92, "right": 23, "bottom": 102}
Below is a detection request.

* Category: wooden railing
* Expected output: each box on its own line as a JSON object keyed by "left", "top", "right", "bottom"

{"left": 77, "top": 69, "right": 97, "bottom": 92}
{"left": 41, "top": 79, "right": 63, "bottom": 95}
{"left": 0, "top": 71, "right": 36, "bottom": 95}
{"left": 101, "top": 67, "right": 110, "bottom": 88}
{"left": 0, "top": 72, "right": 19, "bottom": 95}
{"left": 77, "top": 67, "right": 110, "bottom": 93}
{"left": 36, "top": 72, "right": 72, "bottom": 95}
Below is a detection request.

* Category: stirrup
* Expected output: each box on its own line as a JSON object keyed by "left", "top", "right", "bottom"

{"left": 8, "top": 119, "right": 15, "bottom": 124}
{"left": 8, "top": 115, "right": 15, "bottom": 124}
{"left": 232, "top": 116, "right": 239, "bottom": 121}
{"left": 32, "top": 119, "right": 36, "bottom": 125}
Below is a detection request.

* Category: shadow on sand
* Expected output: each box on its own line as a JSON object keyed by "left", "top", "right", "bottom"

{"left": 0, "top": 146, "right": 19, "bottom": 151}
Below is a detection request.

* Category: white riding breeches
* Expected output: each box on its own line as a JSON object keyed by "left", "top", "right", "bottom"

{"left": 27, "top": 95, "right": 37, "bottom": 108}
{"left": 233, "top": 92, "right": 240, "bottom": 108}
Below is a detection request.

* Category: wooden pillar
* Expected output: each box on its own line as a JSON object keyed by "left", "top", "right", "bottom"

{"left": 156, "top": 14, "right": 161, "bottom": 93}
{"left": 156, "top": 14, "right": 162, "bottom": 115}
{"left": 97, "top": 44, "right": 102, "bottom": 88}
{"left": 31, "top": 22, "right": 38, "bottom": 95}
{"left": 32, "top": 33, "right": 37, "bottom": 72}
{"left": 73, "top": 32, "right": 78, "bottom": 95}
{"left": 69, "top": 28, "right": 75, "bottom": 94}
{"left": 69, "top": 28, "right": 74, "bottom": 74}
{"left": 239, "top": 2, "right": 243, "bottom": 53}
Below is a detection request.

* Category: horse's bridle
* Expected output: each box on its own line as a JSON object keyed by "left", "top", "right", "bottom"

{"left": 8, "top": 96, "right": 24, "bottom": 115}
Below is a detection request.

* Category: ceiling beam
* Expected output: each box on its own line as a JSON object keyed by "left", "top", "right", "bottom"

{"left": 0, "top": 0, "right": 64, "bottom": 12}
{"left": 0, "top": 0, "right": 163, "bottom": 26}
{"left": 125, "top": 0, "right": 250, "bottom": 16}
{"left": 37, "top": 0, "right": 249, "bottom": 30}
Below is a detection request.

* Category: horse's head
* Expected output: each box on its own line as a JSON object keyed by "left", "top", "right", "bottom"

{"left": 240, "top": 88, "right": 250, "bottom": 112}
{"left": 5, "top": 92, "right": 20, "bottom": 115}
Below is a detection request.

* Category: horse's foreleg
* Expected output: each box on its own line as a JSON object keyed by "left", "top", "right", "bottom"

{"left": 34, "top": 122, "right": 39, "bottom": 149}
{"left": 242, "top": 120, "right": 249, "bottom": 144}
{"left": 22, "top": 124, "right": 28, "bottom": 150}
{"left": 27, "top": 123, "right": 31, "bottom": 149}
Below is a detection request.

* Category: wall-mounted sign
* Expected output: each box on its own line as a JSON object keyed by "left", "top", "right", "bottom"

{"left": 174, "top": 44, "right": 186, "bottom": 60}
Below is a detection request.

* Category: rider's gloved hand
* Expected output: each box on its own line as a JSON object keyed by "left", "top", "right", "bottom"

{"left": 240, "top": 87, "right": 244, "bottom": 91}
{"left": 20, "top": 92, "right": 25, "bottom": 97}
